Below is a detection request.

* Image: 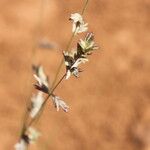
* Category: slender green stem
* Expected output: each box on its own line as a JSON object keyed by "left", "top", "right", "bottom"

{"left": 66, "top": 32, "right": 76, "bottom": 51}
{"left": 51, "top": 59, "right": 64, "bottom": 89}
{"left": 50, "top": 74, "right": 66, "bottom": 93}
{"left": 81, "top": 0, "right": 89, "bottom": 15}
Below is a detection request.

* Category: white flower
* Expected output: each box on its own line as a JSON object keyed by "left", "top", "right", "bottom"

{"left": 68, "top": 58, "right": 88, "bottom": 79}
{"left": 14, "top": 139, "right": 27, "bottom": 150}
{"left": 79, "top": 38, "right": 94, "bottom": 50}
{"left": 52, "top": 95, "right": 69, "bottom": 112}
{"left": 28, "top": 127, "right": 40, "bottom": 143}
{"left": 70, "top": 13, "right": 88, "bottom": 34}
{"left": 63, "top": 51, "right": 88, "bottom": 79}
{"left": 78, "top": 33, "right": 98, "bottom": 54}
{"left": 63, "top": 34, "right": 97, "bottom": 80}
{"left": 33, "top": 65, "right": 49, "bottom": 93}
{"left": 71, "top": 58, "right": 88, "bottom": 68}
{"left": 70, "top": 13, "right": 83, "bottom": 23}
{"left": 30, "top": 92, "right": 44, "bottom": 118}
{"left": 74, "top": 23, "right": 88, "bottom": 34}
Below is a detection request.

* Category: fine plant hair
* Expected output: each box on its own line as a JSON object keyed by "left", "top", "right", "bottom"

{"left": 15, "top": 0, "right": 99, "bottom": 149}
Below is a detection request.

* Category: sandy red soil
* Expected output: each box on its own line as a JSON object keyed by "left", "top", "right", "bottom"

{"left": 0, "top": 0, "right": 150, "bottom": 150}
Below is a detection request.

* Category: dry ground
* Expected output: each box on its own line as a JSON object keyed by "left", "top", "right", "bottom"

{"left": 0, "top": 0, "right": 150, "bottom": 150}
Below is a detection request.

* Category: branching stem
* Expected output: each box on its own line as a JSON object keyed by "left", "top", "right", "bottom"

{"left": 18, "top": 0, "right": 90, "bottom": 147}
{"left": 27, "top": 74, "right": 66, "bottom": 128}
{"left": 27, "top": 0, "right": 90, "bottom": 131}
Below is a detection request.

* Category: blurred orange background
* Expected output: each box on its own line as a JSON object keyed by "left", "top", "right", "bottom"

{"left": 0, "top": 0, "right": 150, "bottom": 149}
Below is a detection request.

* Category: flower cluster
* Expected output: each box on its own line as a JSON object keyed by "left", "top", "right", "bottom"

{"left": 69, "top": 13, "right": 88, "bottom": 34}
{"left": 63, "top": 32, "right": 98, "bottom": 79}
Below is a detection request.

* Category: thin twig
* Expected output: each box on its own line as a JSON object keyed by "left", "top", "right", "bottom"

{"left": 81, "top": 0, "right": 89, "bottom": 15}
